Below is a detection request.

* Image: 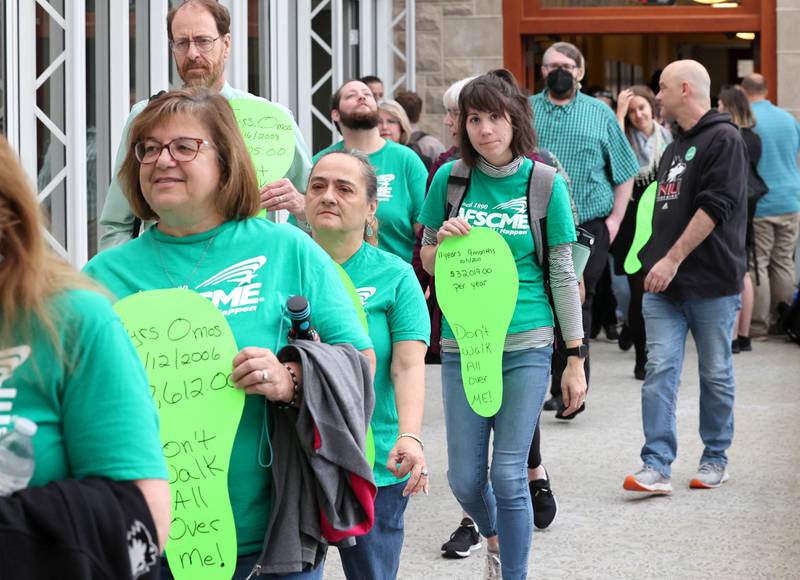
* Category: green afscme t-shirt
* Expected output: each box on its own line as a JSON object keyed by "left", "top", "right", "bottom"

{"left": 313, "top": 140, "right": 428, "bottom": 263}
{"left": 341, "top": 242, "right": 430, "bottom": 487}
{"left": 0, "top": 290, "right": 167, "bottom": 487}
{"left": 419, "top": 158, "right": 576, "bottom": 340}
{"left": 84, "top": 218, "right": 372, "bottom": 556}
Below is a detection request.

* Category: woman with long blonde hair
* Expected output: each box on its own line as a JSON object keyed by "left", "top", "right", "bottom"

{"left": 0, "top": 136, "right": 170, "bottom": 563}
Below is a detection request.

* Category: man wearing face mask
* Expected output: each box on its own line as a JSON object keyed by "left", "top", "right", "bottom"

{"left": 531, "top": 42, "right": 639, "bottom": 419}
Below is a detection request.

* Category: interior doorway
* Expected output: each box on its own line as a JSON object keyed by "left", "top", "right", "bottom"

{"left": 523, "top": 33, "right": 757, "bottom": 100}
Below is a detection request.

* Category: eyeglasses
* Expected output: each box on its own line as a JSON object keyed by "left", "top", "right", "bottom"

{"left": 169, "top": 36, "right": 220, "bottom": 54}
{"left": 445, "top": 108, "right": 460, "bottom": 118}
{"left": 134, "top": 137, "right": 212, "bottom": 164}
{"left": 542, "top": 63, "right": 578, "bottom": 73}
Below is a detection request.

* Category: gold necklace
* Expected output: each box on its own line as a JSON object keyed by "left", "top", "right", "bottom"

{"left": 151, "top": 230, "right": 218, "bottom": 289}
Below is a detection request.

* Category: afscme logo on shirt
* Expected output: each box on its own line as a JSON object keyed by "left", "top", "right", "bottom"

{"left": 458, "top": 197, "right": 529, "bottom": 236}
{"left": 196, "top": 256, "right": 267, "bottom": 316}
{"left": 0, "top": 345, "right": 32, "bottom": 436}
{"left": 356, "top": 287, "right": 376, "bottom": 306}
{"left": 377, "top": 174, "right": 395, "bottom": 202}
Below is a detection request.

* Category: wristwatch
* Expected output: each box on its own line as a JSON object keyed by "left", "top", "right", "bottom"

{"left": 565, "top": 345, "right": 589, "bottom": 359}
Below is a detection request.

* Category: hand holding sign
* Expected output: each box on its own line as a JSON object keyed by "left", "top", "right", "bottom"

{"left": 230, "top": 99, "right": 296, "bottom": 187}
{"left": 435, "top": 227, "right": 518, "bottom": 417}
{"left": 230, "top": 99, "right": 297, "bottom": 218}
{"left": 115, "top": 289, "right": 244, "bottom": 580}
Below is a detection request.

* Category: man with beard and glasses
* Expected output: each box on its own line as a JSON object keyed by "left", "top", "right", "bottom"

{"left": 99, "top": 0, "right": 312, "bottom": 250}
{"left": 304, "top": 80, "right": 428, "bottom": 264}
{"left": 530, "top": 42, "right": 639, "bottom": 421}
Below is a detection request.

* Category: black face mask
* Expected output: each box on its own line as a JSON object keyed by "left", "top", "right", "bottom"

{"left": 546, "top": 68, "right": 575, "bottom": 97}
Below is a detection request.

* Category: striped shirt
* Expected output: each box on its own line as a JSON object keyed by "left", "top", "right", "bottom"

{"left": 531, "top": 90, "right": 639, "bottom": 224}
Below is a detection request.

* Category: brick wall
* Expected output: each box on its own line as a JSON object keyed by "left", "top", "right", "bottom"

{"left": 413, "top": 0, "right": 504, "bottom": 144}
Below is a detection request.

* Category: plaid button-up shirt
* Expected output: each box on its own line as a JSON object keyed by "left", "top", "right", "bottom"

{"left": 531, "top": 90, "right": 639, "bottom": 224}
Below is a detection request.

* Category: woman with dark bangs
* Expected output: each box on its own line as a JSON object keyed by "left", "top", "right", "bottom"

{"left": 418, "top": 71, "right": 587, "bottom": 579}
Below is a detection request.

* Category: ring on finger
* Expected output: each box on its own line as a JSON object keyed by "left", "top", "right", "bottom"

{"left": 261, "top": 369, "right": 269, "bottom": 383}
{"left": 420, "top": 468, "right": 429, "bottom": 477}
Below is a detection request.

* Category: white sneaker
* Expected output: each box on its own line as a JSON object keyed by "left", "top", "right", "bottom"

{"left": 623, "top": 465, "right": 673, "bottom": 494}
{"left": 689, "top": 463, "right": 729, "bottom": 489}
{"left": 484, "top": 550, "right": 501, "bottom": 580}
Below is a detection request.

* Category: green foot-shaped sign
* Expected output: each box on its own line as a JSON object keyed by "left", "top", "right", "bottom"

{"left": 435, "top": 227, "right": 518, "bottom": 417}
{"left": 334, "top": 263, "right": 375, "bottom": 467}
{"left": 115, "top": 289, "right": 244, "bottom": 580}
{"left": 624, "top": 181, "right": 658, "bottom": 275}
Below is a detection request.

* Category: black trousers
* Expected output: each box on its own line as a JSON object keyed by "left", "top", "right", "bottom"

{"left": 549, "top": 217, "right": 609, "bottom": 398}
{"left": 627, "top": 271, "right": 647, "bottom": 367}
{"left": 527, "top": 419, "right": 542, "bottom": 469}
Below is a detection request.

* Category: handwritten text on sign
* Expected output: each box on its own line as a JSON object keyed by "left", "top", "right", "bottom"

{"left": 115, "top": 289, "right": 244, "bottom": 580}
{"left": 435, "top": 227, "right": 518, "bottom": 417}
{"left": 230, "top": 98, "right": 296, "bottom": 188}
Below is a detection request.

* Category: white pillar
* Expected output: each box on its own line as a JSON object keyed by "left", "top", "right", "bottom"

{"left": 108, "top": 0, "right": 130, "bottom": 165}
{"left": 4, "top": 0, "right": 20, "bottom": 154}
{"left": 66, "top": 0, "right": 87, "bottom": 266}
{"left": 149, "top": 0, "right": 169, "bottom": 92}
{"left": 220, "top": 0, "right": 248, "bottom": 92}
{"left": 17, "top": 0, "right": 36, "bottom": 180}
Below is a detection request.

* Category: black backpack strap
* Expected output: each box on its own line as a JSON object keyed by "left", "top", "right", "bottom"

{"left": 445, "top": 159, "right": 471, "bottom": 219}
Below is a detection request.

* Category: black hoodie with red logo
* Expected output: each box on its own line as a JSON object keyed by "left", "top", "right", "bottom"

{"left": 641, "top": 109, "right": 747, "bottom": 300}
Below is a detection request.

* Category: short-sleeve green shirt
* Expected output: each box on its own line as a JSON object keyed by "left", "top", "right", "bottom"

{"left": 419, "top": 158, "right": 576, "bottom": 339}
{"left": 84, "top": 218, "right": 372, "bottom": 556}
{"left": 313, "top": 140, "right": 428, "bottom": 263}
{"left": 531, "top": 90, "right": 639, "bottom": 224}
{"left": 1, "top": 290, "right": 167, "bottom": 487}
{"left": 341, "top": 242, "right": 430, "bottom": 487}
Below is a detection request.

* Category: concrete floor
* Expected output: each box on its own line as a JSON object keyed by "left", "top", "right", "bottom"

{"left": 323, "top": 336, "right": 800, "bottom": 580}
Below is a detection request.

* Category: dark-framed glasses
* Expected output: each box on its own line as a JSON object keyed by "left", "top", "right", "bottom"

{"left": 169, "top": 36, "right": 220, "bottom": 53}
{"left": 134, "top": 137, "right": 212, "bottom": 164}
{"left": 542, "top": 63, "right": 577, "bottom": 73}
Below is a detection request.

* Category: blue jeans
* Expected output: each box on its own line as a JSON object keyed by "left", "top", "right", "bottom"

{"left": 442, "top": 346, "right": 552, "bottom": 580}
{"left": 640, "top": 292, "right": 740, "bottom": 477}
{"left": 339, "top": 481, "right": 409, "bottom": 580}
{"left": 609, "top": 255, "right": 631, "bottom": 321}
{"left": 160, "top": 553, "right": 324, "bottom": 579}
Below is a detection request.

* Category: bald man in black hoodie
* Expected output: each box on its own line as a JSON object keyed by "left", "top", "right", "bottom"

{"left": 623, "top": 60, "right": 747, "bottom": 495}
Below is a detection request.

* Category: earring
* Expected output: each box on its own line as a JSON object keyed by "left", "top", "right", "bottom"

{"left": 366, "top": 219, "right": 374, "bottom": 237}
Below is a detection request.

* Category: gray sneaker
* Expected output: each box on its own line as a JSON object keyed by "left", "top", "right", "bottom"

{"left": 689, "top": 463, "right": 729, "bottom": 489}
{"left": 623, "top": 465, "right": 673, "bottom": 494}
{"left": 484, "top": 550, "right": 501, "bottom": 580}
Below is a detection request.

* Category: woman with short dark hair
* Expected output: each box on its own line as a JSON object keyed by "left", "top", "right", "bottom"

{"left": 419, "top": 70, "right": 586, "bottom": 580}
